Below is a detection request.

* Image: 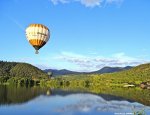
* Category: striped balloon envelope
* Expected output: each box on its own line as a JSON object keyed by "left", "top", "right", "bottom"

{"left": 25, "top": 24, "right": 50, "bottom": 54}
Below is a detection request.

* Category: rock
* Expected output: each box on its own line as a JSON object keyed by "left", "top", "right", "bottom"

{"left": 140, "top": 82, "right": 150, "bottom": 89}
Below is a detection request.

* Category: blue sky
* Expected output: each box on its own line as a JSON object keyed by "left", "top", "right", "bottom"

{"left": 0, "top": 0, "right": 150, "bottom": 71}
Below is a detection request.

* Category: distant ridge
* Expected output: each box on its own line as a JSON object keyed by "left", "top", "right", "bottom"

{"left": 44, "top": 69, "right": 83, "bottom": 76}
{"left": 91, "top": 66, "right": 132, "bottom": 74}
{"left": 44, "top": 66, "right": 133, "bottom": 76}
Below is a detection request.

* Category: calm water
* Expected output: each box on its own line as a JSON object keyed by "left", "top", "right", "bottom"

{"left": 0, "top": 85, "right": 150, "bottom": 115}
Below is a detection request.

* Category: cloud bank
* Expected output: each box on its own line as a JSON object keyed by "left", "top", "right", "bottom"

{"left": 55, "top": 52, "right": 148, "bottom": 71}
{"left": 50, "top": 0, "right": 124, "bottom": 7}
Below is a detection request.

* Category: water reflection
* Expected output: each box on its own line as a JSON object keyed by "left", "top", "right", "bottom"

{"left": 53, "top": 94, "right": 149, "bottom": 113}
{"left": 0, "top": 85, "right": 150, "bottom": 115}
{"left": 0, "top": 85, "right": 48, "bottom": 105}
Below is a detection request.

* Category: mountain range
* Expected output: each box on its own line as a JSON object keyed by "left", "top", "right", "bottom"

{"left": 44, "top": 66, "right": 133, "bottom": 76}
{"left": 0, "top": 61, "right": 133, "bottom": 77}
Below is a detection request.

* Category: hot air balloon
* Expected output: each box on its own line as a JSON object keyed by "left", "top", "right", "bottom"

{"left": 25, "top": 24, "right": 50, "bottom": 54}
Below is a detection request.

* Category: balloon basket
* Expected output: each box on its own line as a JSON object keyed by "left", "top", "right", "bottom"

{"left": 35, "top": 50, "right": 39, "bottom": 54}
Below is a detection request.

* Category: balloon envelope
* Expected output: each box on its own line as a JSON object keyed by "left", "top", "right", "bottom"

{"left": 25, "top": 24, "right": 50, "bottom": 54}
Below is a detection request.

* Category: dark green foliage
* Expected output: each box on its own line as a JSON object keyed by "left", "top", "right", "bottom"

{"left": 0, "top": 61, "right": 48, "bottom": 78}
{"left": 6, "top": 77, "right": 39, "bottom": 86}
{"left": 0, "top": 77, "right": 9, "bottom": 84}
{"left": 10, "top": 63, "right": 48, "bottom": 78}
{"left": 0, "top": 61, "right": 48, "bottom": 85}
{"left": 0, "top": 61, "right": 17, "bottom": 77}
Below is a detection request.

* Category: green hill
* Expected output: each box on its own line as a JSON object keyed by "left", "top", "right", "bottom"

{"left": 108, "top": 63, "right": 150, "bottom": 81}
{"left": 0, "top": 61, "right": 48, "bottom": 78}
{"left": 95, "top": 63, "right": 150, "bottom": 86}
{"left": 48, "top": 63, "right": 150, "bottom": 88}
{"left": 123, "top": 63, "right": 150, "bottom": 75}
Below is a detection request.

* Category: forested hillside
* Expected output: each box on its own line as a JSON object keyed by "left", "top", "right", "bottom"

{"left": 0, "top": 61, "right": 48, "bottom": 78}
{"left": 47, "top": 63, "right": 150, "bottom": 89}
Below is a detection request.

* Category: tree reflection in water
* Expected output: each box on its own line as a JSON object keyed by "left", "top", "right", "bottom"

{"left": 0, "top": 85, "right": 48, "bottom": 105}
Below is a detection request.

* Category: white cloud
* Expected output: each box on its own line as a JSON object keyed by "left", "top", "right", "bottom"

{"left": 35, "top": 64, "right": 53, "bottom": 70}
{"left": 78, "top": 0, "right": 103, "bottom": 7}
{"left": 105, "top": 0, "right": 124, "bottom": 7}
{"left": 50, "top": 0, "right": 69, "bottom": 5}
{"left": 54, "top": 51, "right": 148, "bottom": 71}
{"left": 106, "top": 0, "right": 123, "bottom": 4}
{"left": 14, "top": 51, "right": 148, "bottom": 72}
{"left": 50, "top": 0, "right": 124, "bottom": 7}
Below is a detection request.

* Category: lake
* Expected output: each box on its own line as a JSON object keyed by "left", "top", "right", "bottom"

{"left": 0, "top": 85, "right": 150, "bottom": 115}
